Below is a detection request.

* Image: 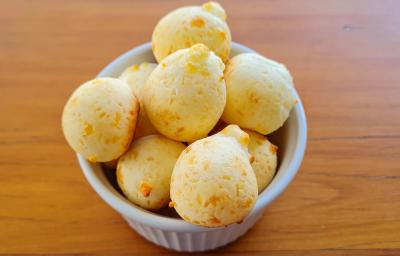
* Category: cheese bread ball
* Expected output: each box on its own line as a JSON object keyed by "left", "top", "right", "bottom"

{"left": 170, "top": 125, "right": 258, "bottom": 227}
{"left": 246, "top": 129, "right": 278, "bottom": 193}
{"left": 152, "top": 1, "right": 231, "bottom": 63}
{"left": 143, "top": 44, "right": 226, "bottom": 142}
{"left": 62, "top": 78, "right": 139, "bottom": 162}
{"left": 222, "top": 53, "right": 296, "bottom": 135}
{"left": 119, "top": 62, "right": 158, "bottom": 138}
{"left": 117, "top": 135, "right": 186, "bottom": 210}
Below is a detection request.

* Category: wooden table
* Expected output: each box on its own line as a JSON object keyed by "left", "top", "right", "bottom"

{"left": 1, "top": 0, "right": 399, "bottom": 255}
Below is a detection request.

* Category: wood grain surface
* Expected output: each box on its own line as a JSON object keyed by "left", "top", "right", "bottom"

{"left": 1, "top": 0, "right": 400, "bottom": 255}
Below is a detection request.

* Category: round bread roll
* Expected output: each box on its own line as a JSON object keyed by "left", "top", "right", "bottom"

{"left": 119, "top": 62, "right": 158, "bottom": 138}
{"left": 143, "top": 44, "right": 226, "bottom": 142}
{"left": 117, "top": 135, "right": 186, "bottom": 210}
{"left": 62, "top": 77, "right": 139, "bottom": 162}
{"left": 152, "top": 1, "right": 231, "bottom": 63}
{"left": 246, "top": 129, "right": 278, "bottom": 193}
{"left": 222, "top": 53, "right": 296, "bottom": 135}
{"left": 170, "top": 125, "right": 258, "bottom": 227}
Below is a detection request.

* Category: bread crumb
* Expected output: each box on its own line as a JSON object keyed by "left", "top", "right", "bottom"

{"left": 140, "top": 182, "right": 152, "bottom": 197}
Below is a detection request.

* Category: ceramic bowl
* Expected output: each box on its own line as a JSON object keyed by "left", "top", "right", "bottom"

{"left": 78, "top": 42, "right": 307, "bottom": 252}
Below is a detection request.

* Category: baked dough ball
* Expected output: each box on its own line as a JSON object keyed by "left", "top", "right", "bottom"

{"left": 62, "top": 77, "right": 139, "bottom": 162}
{"left": 119, "top": 62, "right": 158, "bottom": 138}
{"left": 117, "top": 135, "right": 186, "bottom": 210}
{"left": 170, "top": 125, "right": 258, "bottom": 227}
{"left": 152, "top": 1, "right": 231, "bottom": 63}
{"left": 222, "top": 53, "right": 296, "bottom": 135}
{"left": 246, "top": 129, "right": 278, "bottom": 193}
{"left": 143, "top": 44, "right": 226, "bottom": 142}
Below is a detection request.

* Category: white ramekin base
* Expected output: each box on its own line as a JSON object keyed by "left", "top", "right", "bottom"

{"left": 123, "top": 211, "right": 264, "bottom": 252}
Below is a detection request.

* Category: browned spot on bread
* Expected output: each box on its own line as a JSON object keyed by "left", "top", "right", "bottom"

{"left": 83, "top": 123, "right": 94, "bottom": 136}
{"left": 88, "top": 155, "right": 97, "bottom": 162}
{"left": 129, "top": 150, "right": 138, "bottom": 160}
{"left": 191, "top": 17, "right": 206, "bottom": 28}
{"left": 79, "top": 138, "right": 85, "bottom": 146}
{"left": 157, "top": 199, "right": 165, "bottom": 207}
{"left": 187, "top": 62, "right": 197, "bottom": 73}
{"left": 222, "top": 175, "right": 231, "bottom": 180}
{"left": 270, "top": 144, "right": 278, "bottom": 153}
{"left": 140, "top": 182, "right": 152, "bottom": 197}
{"left": 239, "top": 134, "right": 250, "bottom": 146}
{"left": 177, "top": 127, "right": 185, "bottom": 133}
{"left": 113, "top": 112, "right": 121, "bottom": 127}
{"left": 249, "top": 92, "right": 260, "bottom": 103}
{"left": 219, "top": 75, "right": 224, "bottom": 82}
{"left": 187, "top": 156, "right": 196, "bottom": 165}
{"left": 200, "top": 70, "right": 210, "bottom": 77}
{"left": 209, "top": 195, "right": 219, "bottom": 206}
{"left": 131, "top": 64, "right": 139, "bottom": 71}
{"left": 210, "top": 216, "right": 221, "bottom": 224}
{"left": 249, "top": 154, "right": 255, "bottom": 163}
{"left": 196, "top": 194, "right": 202, "bottom": 205}
{"left": 98, "top": 111, "right": 106, "bottom": 118}
{"left": 105, "top": 136, "right": 119, "bottom": 144}
{"left": 239, "top": 198, "right": 253, "bottom": 209}
{"left": 182, "top": 214, "right": 191, "bottom": 222}
{"left": 146, "top": 156, "right": 154, "bottom": 161}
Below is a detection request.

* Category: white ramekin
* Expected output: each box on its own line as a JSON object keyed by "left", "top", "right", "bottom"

{"left": 78, "top": 42, "right": 307, "bottom": 252}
